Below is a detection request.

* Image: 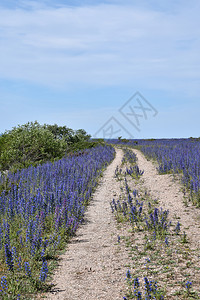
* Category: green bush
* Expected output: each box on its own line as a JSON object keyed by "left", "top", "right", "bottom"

{"left": 0, "top": 121, "right": 67, "bottom": 171}
{"left": 0, "top": 122, "right": 97, "bottom": 172}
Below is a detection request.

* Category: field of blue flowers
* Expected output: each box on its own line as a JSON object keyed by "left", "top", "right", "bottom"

{"left": 138, "top": 139, "right": 200, "bottom": 206}
{"left": 110, "top": 138, "right": 200, "bottom": 206}
{"left": 0, "top": 145, "right": 115, "bottom": 299}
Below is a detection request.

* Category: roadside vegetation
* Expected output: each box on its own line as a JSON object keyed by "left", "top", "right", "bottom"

{"left": 0, "top": 122, "right": 114, "bottom": 299}
{"left": 0, "top": 121, "right": 104, "bottom": 173}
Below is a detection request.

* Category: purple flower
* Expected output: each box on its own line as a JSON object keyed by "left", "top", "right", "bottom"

{"left": 186, "top": 281, "right": 192, "bottom": 290}
{"left": 24, "top": 262, "right": 31, "bottom": 277}
{"left": 126, "top": 270, "right": 131, "bottom": 280}
{"left": 39, "top": 260, "right": 48, "bottom": 282}
{"left": 4, "top": 243, "right": 13, "bottom": 272}
{"left": 0, "top": 276, "right": 8, "bottom": 294}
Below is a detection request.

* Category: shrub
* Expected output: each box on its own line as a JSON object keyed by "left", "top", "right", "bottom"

{"left": 0, "top": 121, "right": 67, "bottom": 171}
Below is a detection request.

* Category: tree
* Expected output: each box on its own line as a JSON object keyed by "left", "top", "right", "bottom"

{"left": 0, "top": 121, "right": 95, "bottom": 172}
{"left": 43, "top": 124, "right": 91, "bottom": 144}
{"left": 72, "top": 129, "right": 91, "bottom": 143}
{"left": 43, "top": 124, "right": 75, "bottom": 143}
{"left": 0, "top": 121, "right": 67, "bottom": 171}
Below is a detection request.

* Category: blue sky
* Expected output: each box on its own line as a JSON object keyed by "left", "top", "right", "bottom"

{"left": 0, "top": 0, "right": 199, "bottom": 138}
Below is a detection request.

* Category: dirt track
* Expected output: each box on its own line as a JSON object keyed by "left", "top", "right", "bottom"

{"left": 134, "top": 148, "right": 200, "bottom": 249}
{"left": 46, "top": 147, "right": 200, "bottom": 299}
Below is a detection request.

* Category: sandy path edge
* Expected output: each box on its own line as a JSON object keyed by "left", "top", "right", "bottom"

{"left": 133, "top": 148, "right": 200, "bottom": 249}
{"left": 46, "top": 148, "right": 129, "bottom": 300}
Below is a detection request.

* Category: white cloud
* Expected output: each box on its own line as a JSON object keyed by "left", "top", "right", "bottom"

{"left": 0, "top": 1, "right": 199, "bottom": 93}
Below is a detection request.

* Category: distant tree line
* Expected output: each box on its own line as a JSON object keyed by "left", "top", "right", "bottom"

{"left": 0, "top": 121, "right": 103, "bottom": 172}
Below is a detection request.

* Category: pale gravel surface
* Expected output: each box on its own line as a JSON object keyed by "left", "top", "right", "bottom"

{"left": 133, "top": 148, "right": 200, "bottom": 249}
{"left": 46, "top": 148, "right": 130, "bottom": 300}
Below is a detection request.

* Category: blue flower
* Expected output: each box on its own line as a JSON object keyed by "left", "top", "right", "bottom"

{"left": 134, "top": 277, "right": 140, "bottom": 288}
{"left": 24, "top": 262, "right": 31, "bottom": 277}
{"left": 4, "top": 243, "right": 14, "bottom": 272}
{"left": 126, "top": 270, "right": 131, "bottom": 280}
{"left": 0, "top": 276, "right": 8, "bottom": 294}
{"left": 186, "top": 281, "right": 192, "bottom": 290}
{"left": 39, "top": 260, "right": 48, "bottom": 282}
